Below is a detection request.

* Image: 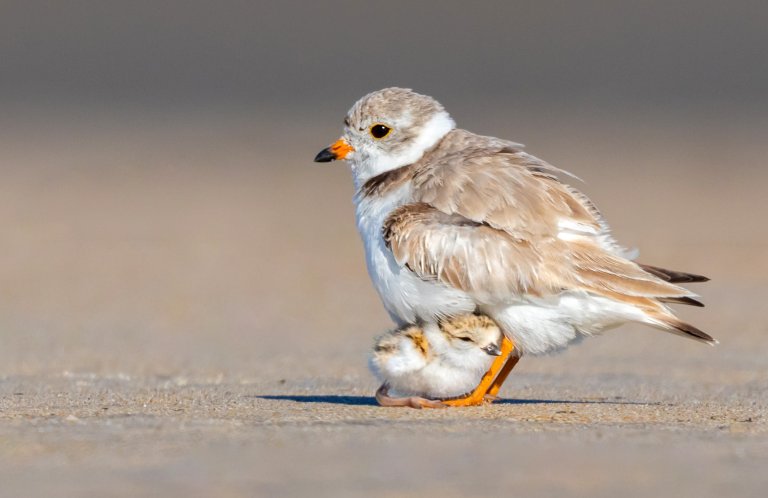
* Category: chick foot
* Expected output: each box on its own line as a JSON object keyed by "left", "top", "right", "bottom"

{"left": 375, "top": 383, "right": 446, "bottom": 409}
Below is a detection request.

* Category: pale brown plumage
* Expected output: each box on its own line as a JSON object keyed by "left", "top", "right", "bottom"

{"left": 314, "top": 87, "right": 713, "bottom": 350}
{"left": 374, "top": 129, "right": 713, "bottom": 343}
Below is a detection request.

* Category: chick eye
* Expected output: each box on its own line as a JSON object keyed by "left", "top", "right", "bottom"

{"left": 458, "top": 337, "right": 473, "bottom": 342}
{"left": 370, "top": 124, "right": 391, "bottom": 139}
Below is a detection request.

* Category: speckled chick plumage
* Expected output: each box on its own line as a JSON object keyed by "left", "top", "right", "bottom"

{"left": 369, "top": 314, "right": 503, "bottom": 398}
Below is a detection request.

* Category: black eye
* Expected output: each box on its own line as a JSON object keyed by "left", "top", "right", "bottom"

{"left": 458, "top": 337, "right": 473, "bottom": 342}
{"left": 370, "top": 124, "right": 391, "bottom": 139}
{"left": 343, "top": 117, "right": 350, "bottom": 127}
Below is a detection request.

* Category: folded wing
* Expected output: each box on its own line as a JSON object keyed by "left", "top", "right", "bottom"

{"left": 382, "top": 135, "right": 713, "bottom": 343}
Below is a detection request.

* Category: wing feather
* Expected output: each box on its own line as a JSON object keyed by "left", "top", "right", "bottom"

{"left": 381, "top": 131, "right": 700, "bottom": 306}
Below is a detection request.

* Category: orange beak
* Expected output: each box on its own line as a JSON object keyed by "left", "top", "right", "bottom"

{"left": 314, "top": 138, "right": 354, "bottom": 162}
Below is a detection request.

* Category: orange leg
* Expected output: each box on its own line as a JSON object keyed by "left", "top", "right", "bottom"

{"left": 442, "top": 337, "right": 518, "bottom": 407}
{"left": 485, "top": 350, "right": 521, "bottom": 400}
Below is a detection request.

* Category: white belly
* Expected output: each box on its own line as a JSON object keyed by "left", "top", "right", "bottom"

{"left": 486, "top": 291, "right": 650, "bottom": 355}
{"left": 355, "top": 186, "right": 475, "bottom": 325}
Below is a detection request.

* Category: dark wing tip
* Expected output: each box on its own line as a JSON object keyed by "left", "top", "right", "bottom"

{"left": 639, "top": 264, "right": 710, "bottom": 284}
{"left": 669, "top": 319, "right": 717, "bottom": 345}
{"left": 660, "top": 296, "right": 705, "bottom": 307}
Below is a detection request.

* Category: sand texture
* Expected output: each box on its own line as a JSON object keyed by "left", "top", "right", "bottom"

{"left": 1, "top": 111, "right": 766, "bottom": 497}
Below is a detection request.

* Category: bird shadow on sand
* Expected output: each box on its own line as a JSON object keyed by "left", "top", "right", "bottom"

{"left": 256, "top": 395, "right": 378, "bottom": 406}
{"left": 492, "top": 398, "right": 658, "bottom": 406}
{"left": 254, "top": 395, "right": 657, "bottom": 407}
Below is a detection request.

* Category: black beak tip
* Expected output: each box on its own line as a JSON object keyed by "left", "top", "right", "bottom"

{"left": 314, "top": 148, "right": 335, "bottom": 163}
{"left": 484, "top": 344, "right": 502, "bottom": 356}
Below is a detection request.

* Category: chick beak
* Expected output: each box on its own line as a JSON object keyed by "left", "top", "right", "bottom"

{"left": 314, "top": 138, "right": 354, "bottom": 163}
{"left": 482, "top": 342, "right": 502, "bottom": 356}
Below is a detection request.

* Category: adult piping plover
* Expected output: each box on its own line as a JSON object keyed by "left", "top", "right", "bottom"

{"left": 315, "top": 88, "right": 712, "bottom": 406}
{"left": 370, "top": 314, "right": 504, "bottom": 408}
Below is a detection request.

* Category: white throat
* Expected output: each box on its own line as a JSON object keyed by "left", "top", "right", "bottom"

{"left": 351, "top": 111, "right": 455, "bottom": 188}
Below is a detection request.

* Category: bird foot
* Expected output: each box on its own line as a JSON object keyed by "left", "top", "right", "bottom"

{"left": 440, "top": 391, "right": 493, "bottom": 407}
{"left": 375, "top": 384, "right": 446, "bottom": 409}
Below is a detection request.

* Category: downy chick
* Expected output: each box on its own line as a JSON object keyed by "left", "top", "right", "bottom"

{"left": 369, "top": 314, "right": 503, "bottom": 408}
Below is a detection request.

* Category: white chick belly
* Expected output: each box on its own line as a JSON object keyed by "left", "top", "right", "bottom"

{"left": 383, "top": 360, "right": 490, "bottom": 399}
{"left": 418, "top": 361, "right": 491, "bottom": 398}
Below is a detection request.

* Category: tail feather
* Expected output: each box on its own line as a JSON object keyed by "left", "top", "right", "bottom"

{"left": 658, "top": 296, "right": 705, "bottom": 307}
{"left": 655, "top": 317, "right": 717, "bottom": 345}
{"left": 639, "top": 264, "right": 710, "bottom": 284}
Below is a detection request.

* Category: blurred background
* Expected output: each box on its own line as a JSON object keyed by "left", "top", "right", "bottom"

{"left": 1, "top": 0, "right": 765, "bottom": 374}
{"left": 1, "top": 2, "right": 767, "bottom": 495}
{"left": 0, "top": 0, "right": 768, "bottom": 496}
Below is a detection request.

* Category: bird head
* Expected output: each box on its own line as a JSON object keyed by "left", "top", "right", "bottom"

{"left": 313, "top": 88, "right": 455, "bottom": 185}
{"left": 441, "top": 314, "right": 503, "bottom": 357}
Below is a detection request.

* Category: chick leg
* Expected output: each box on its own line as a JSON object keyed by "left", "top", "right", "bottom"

{"left": 375, "top": 383, "right": 447, "bottom": 409}
{"left": 441, "top": 336, "right": 517, "bottom": 407}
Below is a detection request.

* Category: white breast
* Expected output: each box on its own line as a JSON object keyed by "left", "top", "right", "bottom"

{"left": 354, "top": 185, "right": 476, "bottom": 325}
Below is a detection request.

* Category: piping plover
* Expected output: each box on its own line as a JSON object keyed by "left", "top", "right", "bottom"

{"left": 370, "top": 314, "right": 503, "bottom": 408}
{"left": 315, "top": 88, "right": 712, "bottom": 406}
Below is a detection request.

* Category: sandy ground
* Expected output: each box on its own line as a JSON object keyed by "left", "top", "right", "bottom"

{"left": 1, "top": 108, "right": 767, "bottom": 497}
